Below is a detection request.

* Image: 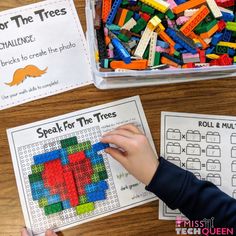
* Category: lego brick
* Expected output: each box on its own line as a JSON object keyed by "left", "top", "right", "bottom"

{"left": 106, "top": 0, "right": 122, "bottom": 25}
{"left": 102, "top": 0, "right": 112, "bottom": 23}
{"left": 180, "top": 5, "right": 210, "bottom": 36}
{"left": 68, "top": 151, "right": 86, "bottom": 163}
{"left": 44, "top": 202, "right": 63, "bottom": 215}
{"left": 87, "top": 191, "right": 106, "bottom": 202}
{"left": 90, "top": 154, "right": 104, "bottom": 165}
{"left": 29, "top": 172, "right": 42, "bottom": 183}
{"left": 206, "top": 0, "right": 222, "bottom": 18}
{"left": 110, "top": 59, "right": 148, "bottom": 70}
{"left": 173, "top": 0, "right": 206, "bottom": 14}
{"left": 60, "top": 137, "right": 78, "bottom": 148}
{"left": 79, "top": 195, "right": 88, "bottom": 205}
{"left": 47, "top": 194, "right": 61, "bottom": 205}
{"left": 92, "top": 142, "right": 110, "bottom": 152}
{"left": 98, "top": 170, "right": 108, "bottom": 180}
{"left": 33, "top": 150, "right": 61, "bottom": 165}
{"left": 93, "top": 163, "right": 106, "bottom": 173}
{"left": 38, "top": 198, "right": 48, "bottom": 208}
{"left": 148, "top": 32, "right": 158, "bottom": 67}
{"left": 60, "top": 148, "right": 69, "bottom": 165}
{"left": 131, "top": 18, "right": 147, "bottom": 33}
{"left": 76, "top": 202, "right": 95, "bottom": 215}
{"left": 31, "top": 164, "right": 44, "bottom": 174}
{"left": 62, "top": 200, "right": 71, "bottom": 210}
{"left": 139, "top": 0, "right": 170, "bottom": 13}
{"left": 66, "top": 141, "right": 92, "bottom": 154}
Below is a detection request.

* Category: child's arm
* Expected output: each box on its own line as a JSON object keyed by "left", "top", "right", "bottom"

{"left": 101, "top": 124, "right": 236, "bottom": 229}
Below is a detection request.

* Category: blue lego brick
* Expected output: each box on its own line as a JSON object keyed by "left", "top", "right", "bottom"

{"left": 33, "top": 150, "right": 61, "bottom": 165}
{"left": 106, "top": 0, "right": 122, "bottom": 25}
{"left": 211, "top": 32, "right": 223, "bottom": 46}
{"left": 90, "top": 154, "right": 104, "bottom": 165}
{"left": 92, "top": 142, "right": 110, "bottom": 153}
{"left": 229, "top": 48, "right": 235, "bottom": 57}
{"left": 85, "top": 181, "right": 108, "bottom": 193}
{"left": 156, "top": 40, "right": 169, "bottom": 49}
{"left": 175, "top": 0, "right": 186, "bottom": 4}
{"left": 221, "top": 12, "right": 234, "bottom": 22}
{"left": 30, "top": 180, "right": 44, "bottom": 191}
{"left": 166, "top": 28, "right": 197, "bottom": 54}
{"left": 47, "top": 194, "right": 61, "bottom": 205}
{"left": 62, "top": 200, "right": 71, "bottom": 210}
{"left": 174, "top": 43, "right": 183, "bottom": 51}
{"left": 31, "top": 187, "right": 51, "bottom": 201}
{"left": 87, "top": 191, "right": 106, "bottom": 202}
{"left": 60, "top": 149, "right": 69, "bottom": 165}
{"left": 222, "top": 29, "right": 232, "bottom": 42}
{"left": 133, "top": 12, "right": 141, "bottom": 21}
{"left": 84, "top": 149, "right": 97, "bottom": 158}
{"left": 111, "top": 38, "right": 131, "bottom": 64}
{"left": 206, "top": 46, "right": 215, "bottom": 55}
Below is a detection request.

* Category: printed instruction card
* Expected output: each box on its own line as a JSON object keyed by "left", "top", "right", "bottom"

{"left": 7, "top": 96, "right": 156, "bottom": 236}
{"left": 160, "top": 112, "right": 236, "bottom": 220}
{"left": 0, "top": 0, "right": 92, "bottom": 110}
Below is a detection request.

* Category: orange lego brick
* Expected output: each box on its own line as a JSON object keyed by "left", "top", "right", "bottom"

{"left": 161, "top": 57, "right": 179, "bottom": 67}
{"left": 105, "top": 36, "right": 111, "bottom": 46}
{"left": 110, "top": 59, "right": 148, "bottom": 69}
{"left": 118, "top": 9, "right": 129, "bottom": 27}
{"left": 200, "top": 23, "right": 219, "bottom": 39}
{"left": 173, "top": 0, "right": 206, "bottom": 14}
{"left": 180, "top": 5, "right": 210, "bottom": 36}
{"left": 102, "top": 0, "right": 112, "bottom": 23}
{"left": 189, "top": 32, "right": 209, "bottom": 49}
{"left": 159, "top": 31, "right": 176, "bottom": 47}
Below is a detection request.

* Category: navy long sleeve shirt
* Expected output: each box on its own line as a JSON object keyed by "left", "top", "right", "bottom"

{"left": 145, "top": 157, "right": 236, "bottom": 230}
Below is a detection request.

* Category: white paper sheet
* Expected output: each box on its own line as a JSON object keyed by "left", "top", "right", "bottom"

{"left": 7, "top": 96, "right": 157, "bottom": 235}
{"left": 0, "top": 0, "right": 92, "bottom": 110}
{"left": 160, "top": 112, "right": 236, "bottom": 220}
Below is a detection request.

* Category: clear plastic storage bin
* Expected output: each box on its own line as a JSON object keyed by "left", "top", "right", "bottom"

{"left": 85, "top": 0, "right": 236, "bottom": 89}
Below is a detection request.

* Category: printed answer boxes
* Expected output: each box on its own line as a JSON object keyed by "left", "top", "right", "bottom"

{"left": 167, "top": 157, "right": 181, "bottom": 167}
{"left": 233, "top": 190, "right": 236, "bottom": 199}
{"left": 166, "top": 142, "right": 181, "bottom": 154}
{"left": 166, "top": 129, "right": 181, "bottom": 140}
{"left": 206, "top": 145, "right": 221, "bottom": 157}
{"left": 231, "top": 133, "right": 236, "bottom": 144}
{"left": 206, "top": 173, "right": 221, "bottom": 186}
{"left": 186, "top": 158, "right": 201, "bottom": 170}
{"left": 231, "top": 147, "right": 236, "bottom": 158}
{"left": 206, "top": 159, "right": 221, "bottom": 172}
{"left": 232, "top": 161, "right": 236, "bottom": 172}
{"left": 206, "top": 132, "right": 220, "bottom": 143}
{"left": 186, "top": 130, "right": 201, "bottom": 142}
{"left": 232, "top": 175, "right": 236, "bottom": 186}
{"left": 186, "top": 144, "right": 201, "bottom": 156}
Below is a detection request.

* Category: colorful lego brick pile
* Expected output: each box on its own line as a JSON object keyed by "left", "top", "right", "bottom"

{"left": 94, "top": 0, "right": 236, "bottom": 71}
{"left": 28, "top": 137, "right": 110, "bottom": 216}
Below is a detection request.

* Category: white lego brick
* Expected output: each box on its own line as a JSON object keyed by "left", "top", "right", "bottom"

{"left": 206, "top": 0, "right": 222, "bottom": 18}
{"left": 148, "top": 32, "right": 158, "bottom": 67}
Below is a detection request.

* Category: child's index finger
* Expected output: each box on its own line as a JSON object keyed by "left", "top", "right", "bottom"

{"left": 100, "top": 134, "right": 130, "bottom": 150}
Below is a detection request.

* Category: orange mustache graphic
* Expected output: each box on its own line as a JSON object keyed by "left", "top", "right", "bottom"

{"left": 5, "top": 65, "right": 48, "bottom": 86}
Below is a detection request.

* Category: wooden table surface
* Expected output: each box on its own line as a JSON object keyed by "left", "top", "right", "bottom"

{"left": 1, "top": 0, "right": 236, "bottom": 235}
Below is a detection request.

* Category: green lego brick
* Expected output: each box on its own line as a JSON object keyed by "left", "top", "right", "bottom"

{"left": 60, "top": 137, "right": 78, "bottom": 148}
{"left": 124, "top": 11, "right": 134, "bottom": 24}
{"left": 234, "top": 56, "right": 236, "bottom": 63}
{"left": 76, "top": 202, "right": 95, "bottom": 215}
{"left": 226, "top": 22, "right": 236, "bottom": 31}
{"left": 166, "top": 9, "right": 175, "bottom": 20}
{"left": 93, "top": 163, "right": 106, "bottom": 173}
{"left": 98, "top": 170, "right": 108, "bottom": 180}
{"left": 141, "top": 3, "right": 155, "bottom": 14}
{"left": 195, "top": 19, "right": 217, "bottom": 34}
{"left": 118, "top": 33, "right": 130, "bottom": 42}
{"left": 121, "top": 0, "right": 129, "bottom": 6}
{"left": 216, "top": 45, "right": 228, "bottom": 54}
{"left": 44, "top": 202, "right": 63, "bottom": 215}
{"left": 79, "top": 195, "right": 88, "bottom": 205}
{"left": 29, "top": 172, "right": 42, "bottom": 183}
{"left": 143, "top": 45, "right": 150, "bottom": 59}
{"left": 154, "top": 52, "right": 161, "bottom": 66}
{"left": 31, "top": 164, "right": 44, "bottom": 174}
{"left": 156, "top": 12, "right": 165, "bottom": 20}
{"left": 91, "top": 173, "right": 101, "bottom": 182}
{"left": 131, "top": 18, "right": 147, "bottom": 33}
{"left": 66, "top": 141, "right": 92, "bottom": 154}
{"left": 38, "top": 198, "right": 48, "bottom": 208}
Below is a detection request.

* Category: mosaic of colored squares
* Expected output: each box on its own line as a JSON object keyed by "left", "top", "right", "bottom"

{"left": 28, "top": 137, "right": 110, "bottom": 216}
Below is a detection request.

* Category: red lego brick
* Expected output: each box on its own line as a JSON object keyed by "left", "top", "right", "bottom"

{"left": 217, "top": 20, "right": 226, "bottom": 32}
{"left": 68, "top": 151, "right": 86, "bottom": 163}
{"left": 210, "top": 59, "right": 220, "bottom": 66}
{"left": 63, "top": 171, "right": 79, "bottom": 207}
{"left": 186, "top": 63, "right": 195, "bottom": 68}
{"left": 218, "top": 54, "right": 233, "bottom": 65}
{"left": 140, "top": 12, "right": 151, "bottom": 22}
{"left": 197, "top": 49, "right": 206, "bottom": 63}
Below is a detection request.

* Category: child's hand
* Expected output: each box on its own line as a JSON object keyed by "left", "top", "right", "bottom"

{"left": 21, "top": 228, "right": 57, "bottom": 236}
{"left": 101, "top": 124, "right": 159, "bottom": 185}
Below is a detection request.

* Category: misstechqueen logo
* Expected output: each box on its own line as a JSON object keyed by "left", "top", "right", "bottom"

{"left": 175, "top": 216, "right": 234, "bottom": 235}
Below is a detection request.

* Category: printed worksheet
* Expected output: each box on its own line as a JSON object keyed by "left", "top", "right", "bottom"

{"left": 7, "top": 96, "right": 157, "bottom": 236}
{"left": 0, "top": 0, "right": 92, "bottom": 110}
{"left": 160, "top": 112, "right": 236, "bottom": 220}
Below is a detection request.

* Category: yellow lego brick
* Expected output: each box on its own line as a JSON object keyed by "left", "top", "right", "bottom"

{"left": 206, "top": 54, "right": 220, "bottom": 59}
{"left": 140, "top": 0, "right": 170, "bottom": 13}
{"left": 147, "top": 16, "right": 161, "bottom": 30}
{"left": 218, "top": 41, "right": 236, "bottom": 49}
{"left": 155, "top": 23, "right": 165, "bottom": 33}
